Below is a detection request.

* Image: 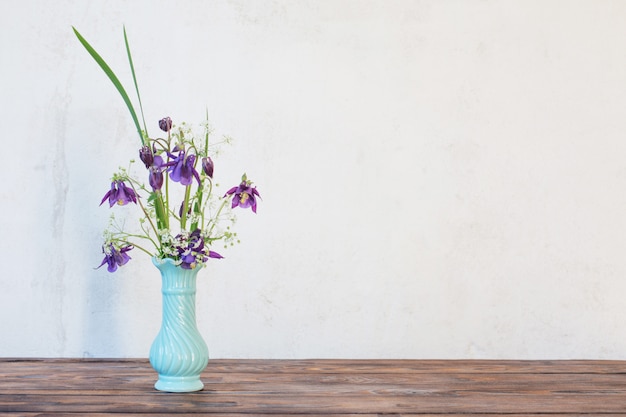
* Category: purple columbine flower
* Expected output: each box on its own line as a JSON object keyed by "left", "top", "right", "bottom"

{"left": 159, "top": 117, "right": 172, "bottom": 132}
{"left": 100, "top": 180, "right": 138, "bottom": 207}
{"left": 179, "top": 251, "right": 198, "bottom": 269}
{"left": 224, "top": 180, "right": 261, "bottom": 213}
{"left": 187, "top": 228, "right": 205, "bottom": 252}
{"left": 202, "top": 156, "right": 214, "bottom": 178}
{"left": 178, "top": 250, "right": 222, "bottom": 269}
{"left": 175, "top": 229, "right": 223, "bottom": 269}
{"left": 97, "top": 243, "right": 133, "bottom": 273}
{"left": 167, "top": 151, "right": 200, "bottom": 186}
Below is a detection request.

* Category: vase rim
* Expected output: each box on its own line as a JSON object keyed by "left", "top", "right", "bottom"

{"left": 152, "top": 256, "right": 178, "bottom": 267}
{"left": 152, "top": 256, "right": 206, "bottom": 270}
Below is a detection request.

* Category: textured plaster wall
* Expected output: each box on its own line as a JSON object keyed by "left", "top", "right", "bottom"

{"left": 2, "top": 0, "right": 626, "bottom": 358}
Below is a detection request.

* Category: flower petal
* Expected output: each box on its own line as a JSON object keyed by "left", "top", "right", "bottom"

{"left": 224, "top": 186, "right": 238, "bottom": 197}
{"left": 231, "top": 194, "right": 240, "bottom": 209}
{"left": 100, "top": 190, "right": 112, "bottom": 206}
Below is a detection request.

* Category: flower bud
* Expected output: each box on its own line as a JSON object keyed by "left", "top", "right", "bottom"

{"left": 178, "top": 201, "right": 192, "bottom": 217}
{"left": 149, "top": 167, "right": 163, "bottom": 191}
{"left": 202, "top": 156, "right": 214, "bottom": 178}
{"left": 159, "top": 117, "right": 172, "bottom": 132}
{"left": 139, "top": 145, "right": 154, "bottom": 168}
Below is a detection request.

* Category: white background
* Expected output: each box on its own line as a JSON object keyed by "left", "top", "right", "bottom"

{"left": 2, "top": 0, "right": 626, "bottom": 359}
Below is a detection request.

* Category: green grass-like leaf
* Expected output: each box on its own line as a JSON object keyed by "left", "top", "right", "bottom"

{"left": 73, "top": 26, "right": 145, "bottom": 145}
{"left": 124, "top": 26, "right": 148, "bottom": 138}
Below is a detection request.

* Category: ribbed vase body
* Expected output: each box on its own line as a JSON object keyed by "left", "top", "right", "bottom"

{"left": 149, "top": 257, "right": 209, "bottom": 392}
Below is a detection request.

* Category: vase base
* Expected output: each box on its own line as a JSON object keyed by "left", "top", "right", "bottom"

{"left": 154, "top": 375, "right": 204, "bottom": 392}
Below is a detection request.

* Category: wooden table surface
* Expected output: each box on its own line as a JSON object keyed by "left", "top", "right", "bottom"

{"left": 2, "top": 358, "right": 626, "bottom": 416}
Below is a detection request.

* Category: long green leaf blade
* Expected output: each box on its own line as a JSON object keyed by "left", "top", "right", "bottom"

{"left": 123, "top": 26, "right": 148, "bottom": 138}
{"left": 72, "top": 26, "right": 145, "bottom": 145}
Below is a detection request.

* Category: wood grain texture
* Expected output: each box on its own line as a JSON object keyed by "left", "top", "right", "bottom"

{"left": 1, "top": 358, "right": 626, "bottom": 415}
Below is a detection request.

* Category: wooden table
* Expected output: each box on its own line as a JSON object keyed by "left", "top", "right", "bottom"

{"left": 2, "top": 358, "right": 626, "bottom": 415}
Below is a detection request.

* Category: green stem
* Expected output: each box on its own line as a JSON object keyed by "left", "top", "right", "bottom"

{"left": 154, "top": 191, "right": 169, "bottom": 231}
{"left": 180, "top": 184, "right": 192, "bottom": 230}
{"left": 111, "top": 237, "right": 153, "bottom": 257}
{"left": 164, "top": 132, "right": 171, "bottom": 220}
{"left": 192, "top": 187, "right": 202, "bottom": 231}
{"left": 204, "top": 108, "right": 210, "bottom": 153}
{"left": 126, "top": 180, "right": 158, "bottom": 237}
{"left": 128, "top": 242, "right": 153, "bottom": 257}
{"left": 138, "top": 222, "right": 160, "bottom": 249}
{"left": 125, "top": 232, "right": 158, "bottom": 248}
{"left": 200, "top": 179, "right": 213, "bottom": 230}
{"left": 207, "top": 198, "right": 229, "bottom": 237}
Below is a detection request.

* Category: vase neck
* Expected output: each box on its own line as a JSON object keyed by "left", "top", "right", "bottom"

{"left": 153, "top": 259, "right": 201, "bottom": 294}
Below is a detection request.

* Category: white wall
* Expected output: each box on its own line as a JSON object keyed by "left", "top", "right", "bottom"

{"left": 2, "top": 0, "right": 626, "bottom": 359}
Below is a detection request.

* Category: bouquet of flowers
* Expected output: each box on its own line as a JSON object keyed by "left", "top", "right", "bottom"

{"left": 74, "top": 27, "right": 260, "bottom": 273}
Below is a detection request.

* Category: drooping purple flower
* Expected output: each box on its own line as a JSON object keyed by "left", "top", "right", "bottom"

{"left": 224, "top": 180, "right": 261, "bottom": 213}
{"left": 159, "top": 117, "right": 172, "bottom": 132}
{"left": 97, "top": 243, "right": 133, "bottom": 273}
{"left": 167, "top": 151, "right": 200, "bottom": 186}
{"left": 201, "top": 156, "right": 214, "bottom": 178}
{"left": 100, "top": 180, "right": 138, "bottom": 207}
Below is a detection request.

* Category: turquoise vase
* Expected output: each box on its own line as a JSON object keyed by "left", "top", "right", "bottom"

{"left": 149, "top": 257, "right": 209, "bottom": 392}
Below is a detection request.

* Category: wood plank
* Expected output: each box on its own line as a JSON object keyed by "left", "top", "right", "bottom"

{"left": 3, "top": 372, "right": 626, "bottom": 394}
{"left": 4, "top": 358, "right": 626, "bottom": 373}
{"left": 21, "top": 413, "right": 577, "bottom": 417}
{"left": 2, "top": 359, "right": 626, "bottom": 415}
{"left": 16, "top": 415, "right": 605, "bottom": 417}
{"left": 6, "top": 415, "right": 626, "bottom": 417}
{"left": 4, "top": 391, "right": 626, "bottom": 414}
{"left": 0, "top": 415, "right": 381, "bottom": 417}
